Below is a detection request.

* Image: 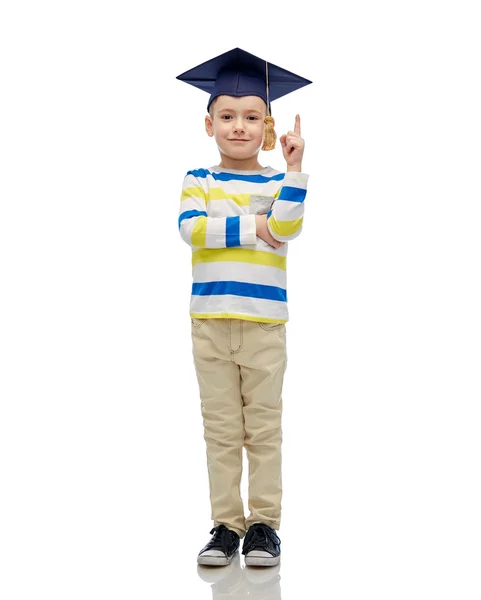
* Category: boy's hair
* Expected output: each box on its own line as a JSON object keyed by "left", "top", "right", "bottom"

{"left": 208, "top": 97, "right": 217, "bottom": 118}
{"left": 207, "top": 96, "right": 268, "bottom": 118}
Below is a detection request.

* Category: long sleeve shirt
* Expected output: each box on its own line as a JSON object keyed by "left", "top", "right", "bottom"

{"left": 178, "top": 165, "right": 308, "bottom": 324}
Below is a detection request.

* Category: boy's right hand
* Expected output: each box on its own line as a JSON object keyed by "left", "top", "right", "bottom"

{"left": 255, "top": 214, "right": 285, "bottom": 249}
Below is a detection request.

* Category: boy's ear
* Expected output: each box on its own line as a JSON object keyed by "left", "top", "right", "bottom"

{"left": 205, "top": 114, "right": 214, "bottom": 137}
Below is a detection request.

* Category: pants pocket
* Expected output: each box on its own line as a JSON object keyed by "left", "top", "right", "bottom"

{"left": 257, "top": 321, "right": 285, "bottom": 331}
{"left": 191, "top": 317, "right": 207, "bottom": 329}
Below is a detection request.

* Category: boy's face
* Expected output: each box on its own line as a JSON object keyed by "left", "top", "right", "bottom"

{"left": 205, "top": 95, "right": 267, "bottom": 161}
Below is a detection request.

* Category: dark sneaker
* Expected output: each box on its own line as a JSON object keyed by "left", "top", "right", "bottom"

{"left": 242, "top": 523, "right": 281, "bottom": 566}
{"left": 197, "top": 524, "right": 240, "bottom": 566}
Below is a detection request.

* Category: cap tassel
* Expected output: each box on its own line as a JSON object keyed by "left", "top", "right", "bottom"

{"left": 262, "top": 115, "right": 276, "bottom": 151}
{"left": 261, "top": 60, "right": 276, "bottom": 151}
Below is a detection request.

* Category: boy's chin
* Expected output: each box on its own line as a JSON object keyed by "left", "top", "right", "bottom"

{"left": 218, "top": 145, "right": 262, "bottom": 159}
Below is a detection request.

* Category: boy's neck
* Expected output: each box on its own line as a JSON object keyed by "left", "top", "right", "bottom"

{"left": 217, "top": 154, "right": 264, "bottom": 172}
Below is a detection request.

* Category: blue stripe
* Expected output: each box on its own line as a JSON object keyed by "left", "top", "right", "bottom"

{"left": 225, "top": 216, "right": 240, "bottom": 247}
{"left": 186, "top": 168, "right": 285, "bottom": 184}
{"left": 186, "top": 168, "right": 211, "bottom": 178}
{"left": 278, "top": 186, "right": 306, "bottom": 203}
{"left": 192, "top": 281, "right": 287, "bottom": 302}
{"left": 266, "top": 209, "right": 273, "bottom": 219}
{"left": 178, "top": 209, "right": 207, "bottom": 229}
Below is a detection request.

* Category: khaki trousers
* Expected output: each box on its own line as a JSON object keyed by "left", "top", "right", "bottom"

{"left": 191, "top": 317, "right": 287, "bottom": 539}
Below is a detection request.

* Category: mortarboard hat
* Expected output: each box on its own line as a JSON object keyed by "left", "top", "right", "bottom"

{"left": 176, "top": 47, "right": 312, "bottom": 151}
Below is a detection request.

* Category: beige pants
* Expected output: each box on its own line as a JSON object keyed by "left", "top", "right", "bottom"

{"left": 191, "top": 317, "right": 287, "bottom": 539}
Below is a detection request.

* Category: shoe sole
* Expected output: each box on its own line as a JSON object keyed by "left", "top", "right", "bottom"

{"left": 197, "top": 551, "right": 237, "bottom": 566}
{"left": 244, "top": 555, "right": 280, "bottom": 567}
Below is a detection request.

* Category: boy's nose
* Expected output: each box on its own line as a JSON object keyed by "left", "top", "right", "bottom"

{"left": 233, "top": 119, "right": 245, "bottom": 133}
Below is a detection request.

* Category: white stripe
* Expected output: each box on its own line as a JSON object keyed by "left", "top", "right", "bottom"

{"left": 272, "top": 199, "right": 304, "bottom": 220}
{"left": 240, "top": 215, "right": 257, "bottom": 246}
{"left": 190, "top": 294, "right": 288, "bottom": 321}
{"left": 180, "top": 197, "right": 207, "bottom": 214}
{"left": 283, "top": 172, "right": 309, "bottom": 189}
{"left": 205, "top": 216, "right": 227, "bottom": 248}
{"left": 207, "top": 199, "right": 248, "bottom": 215}
{"left": 194, "top": 261, "right": 287, "bottom": 289}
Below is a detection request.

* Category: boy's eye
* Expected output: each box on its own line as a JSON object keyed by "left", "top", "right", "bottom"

{"left": 219, "top": 115, "right": 259, "bottom": 121}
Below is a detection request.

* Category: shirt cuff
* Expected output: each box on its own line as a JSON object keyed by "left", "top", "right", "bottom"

{"left": 283, "top": 171, "right": 309, "bottom": 185}
{"left": 240, "top": 214, "right": 257, "bottom": 245}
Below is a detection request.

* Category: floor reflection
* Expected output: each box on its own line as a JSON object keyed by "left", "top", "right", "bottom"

{"left": 197, "top": 552, "right": 281, "bottom": 599}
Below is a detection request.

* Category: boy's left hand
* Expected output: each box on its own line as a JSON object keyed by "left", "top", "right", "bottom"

{"left": 280, "top": 114, "right": 304, "bottom": 171}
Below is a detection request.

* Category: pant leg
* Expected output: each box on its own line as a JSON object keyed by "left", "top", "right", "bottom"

{"left": 233, "top": 321, "right": 287, "bottom": 531}
{"left": 191, "top": 317, "right": 246, "bottom": 538}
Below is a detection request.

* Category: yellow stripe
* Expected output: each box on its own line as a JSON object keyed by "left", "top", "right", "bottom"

{"left": 208, "top": 188, "right": 251, "bottom": 206}
{"left": 181, "top": 186, "right": 251, "bottom": 207}
{"left": 192, "top": 248, "right": 286, "bottom": 270}
{"left": 269, "top": 216, "right": 303, "bottom": 237}
{"left": 191, "top": 312, "right": 287, "bottom": 324}
{"left": 181, "top": 186, "right": 206, "bottom": 202}
{"left": 191, "top": 216, "right": 207, "bottom": 247}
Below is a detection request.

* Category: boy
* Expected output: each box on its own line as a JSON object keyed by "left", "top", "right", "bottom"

{"left": 176, "top": 48, "right": 312, "bottom": 567}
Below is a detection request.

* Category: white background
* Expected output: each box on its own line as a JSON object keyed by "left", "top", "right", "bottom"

{"left": 1, "top": 1, "right": 480, "bottom": 598}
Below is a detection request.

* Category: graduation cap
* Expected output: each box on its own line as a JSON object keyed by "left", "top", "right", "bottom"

{"left": 176, "top": 47, "right": 312, "bottom": 151}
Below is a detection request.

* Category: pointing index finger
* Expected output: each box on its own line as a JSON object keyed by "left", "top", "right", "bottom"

{"left": 294, "top": 114, "right": 301, "bottom": 135}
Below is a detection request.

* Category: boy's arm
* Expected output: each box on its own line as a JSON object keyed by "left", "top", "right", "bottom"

{"left": 266, "top": 171, "right": 309, "bottom": 242}
{"left": 178, "top": 172, "right": 257, "bottom": 249}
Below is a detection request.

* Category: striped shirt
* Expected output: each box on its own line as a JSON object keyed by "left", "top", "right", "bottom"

{"left": 178, "top": 165, "right": 308, "bottom": 323}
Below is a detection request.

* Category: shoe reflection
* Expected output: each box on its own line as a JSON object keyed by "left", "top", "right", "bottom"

{"left": 197, "top": 552, "right": 282, "bottom": 599}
